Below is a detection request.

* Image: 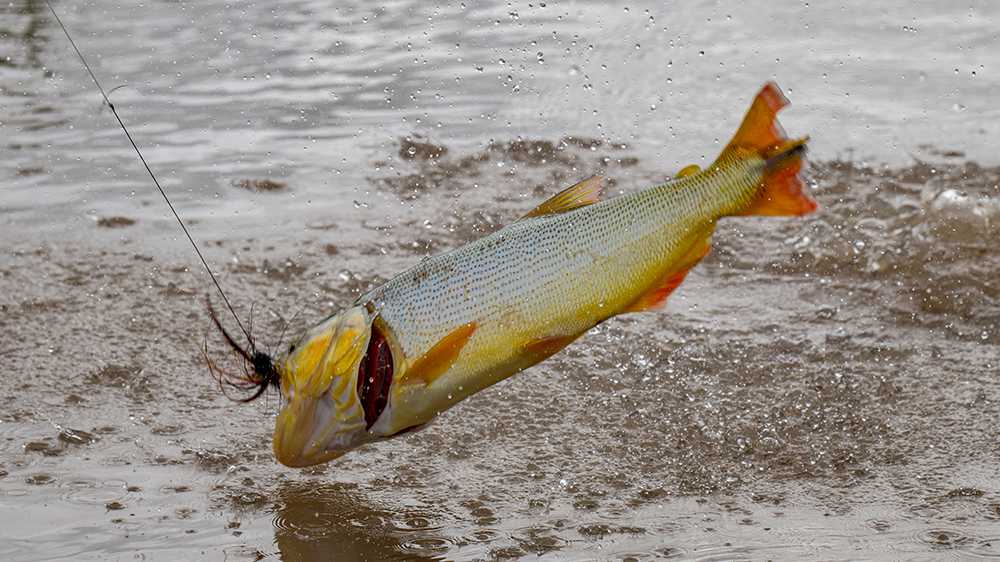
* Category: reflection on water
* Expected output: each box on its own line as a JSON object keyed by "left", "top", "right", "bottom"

{"left": 269, "top": 482, "right": 446, "bottom": 562}
{"left": 3, "top": 0, "right": 1000, "bottom": 560}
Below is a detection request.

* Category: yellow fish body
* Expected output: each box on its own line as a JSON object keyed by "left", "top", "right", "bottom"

{"left": 273, "top": 82, "right": 818, "bottom": 467}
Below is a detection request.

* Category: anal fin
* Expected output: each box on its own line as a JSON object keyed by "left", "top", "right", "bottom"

{"left": 625, "top": 226, "right": 714, "bottom": 313}
{"left": 520, "top": 333, "right": 581, "bottom": 364}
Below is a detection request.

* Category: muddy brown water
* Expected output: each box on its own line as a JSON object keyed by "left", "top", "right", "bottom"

{"left": 3, "top": 1, "right": 1000, "bottom": 561}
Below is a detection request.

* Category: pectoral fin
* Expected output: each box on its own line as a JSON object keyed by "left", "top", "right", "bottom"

{"left": 398, "top": 322, "right": 477, "bottom": 386}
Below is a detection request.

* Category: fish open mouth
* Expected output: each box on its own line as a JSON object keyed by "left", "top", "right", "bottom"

{"left": 357, "top": 326, "right": 393, "bottom": 429}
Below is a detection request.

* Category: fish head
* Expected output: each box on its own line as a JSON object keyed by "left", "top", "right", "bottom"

{"left": 273, "top": 305, "right": 376, "bottom": 467}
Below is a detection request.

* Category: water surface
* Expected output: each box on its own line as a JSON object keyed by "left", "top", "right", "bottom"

{"left": 2, "top": 0, "right": 1000, "bottom": 560}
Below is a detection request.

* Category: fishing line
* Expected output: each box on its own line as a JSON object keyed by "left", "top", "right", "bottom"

{"left": 45, "top": 0, "right": 252, "bottom": 343}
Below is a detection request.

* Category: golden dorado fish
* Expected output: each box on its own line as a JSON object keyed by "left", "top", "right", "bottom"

{"left": 268, "top": 82, "right": 817, "bottom": 467}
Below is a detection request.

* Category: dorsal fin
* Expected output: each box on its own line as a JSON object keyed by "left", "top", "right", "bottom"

{"left": 675, "top": 164, "right": 701, "bottom": 179}
{"left": 519, "top": 175, "right": 604, "bottom": 220}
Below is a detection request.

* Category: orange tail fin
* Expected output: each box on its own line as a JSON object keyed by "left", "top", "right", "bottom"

{"left": 727, "top": 82, "right": 818, "bottom": 217}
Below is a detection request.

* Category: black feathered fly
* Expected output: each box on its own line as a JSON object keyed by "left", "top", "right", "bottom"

{"left": 204, "top": 296, "right": 280, "bottom": 403}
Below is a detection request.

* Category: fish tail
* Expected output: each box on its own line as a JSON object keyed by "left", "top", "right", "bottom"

{"left": 726, "top": 82, "right": 818, "bottom": 217}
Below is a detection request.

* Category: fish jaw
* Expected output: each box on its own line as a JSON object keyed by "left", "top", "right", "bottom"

{"left": 273, "top": 306, "right": 372, "bottom": 467}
